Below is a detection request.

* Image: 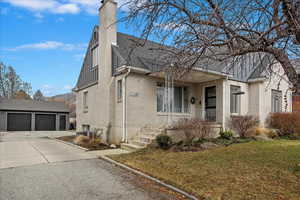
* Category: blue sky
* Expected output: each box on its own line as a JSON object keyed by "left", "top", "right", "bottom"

{"left": 0, "top": 0, "right": 132, "bottom": 96}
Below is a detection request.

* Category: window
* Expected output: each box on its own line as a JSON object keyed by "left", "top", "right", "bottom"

{"left": 230, "top": 85, "right": 241, "bottom": 114}
{"left": 156, "top": 83, "right": 189, "bottom": 113}
{"left": 83, "top": 91, "right": 88, "bottom": 111}
{"left": 117, "top": 80, "right": 122, "bottom": 102}
{"left": 91, "top": 47, "right": 98, "bottom": 68}
{"left": 271, "top": 89, "right": 282, "bottom": 112}
{"left": 205, "top": 86, "right": 217, "bottom": 121}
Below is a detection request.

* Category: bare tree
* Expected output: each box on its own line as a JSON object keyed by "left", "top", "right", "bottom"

{"left": 33, "top": 89, "right": 45, "bottom": 101}
{"left": 120, "top": 0, "right": 300, "bottom": 89}
{"left": 0, "top": 62, "right": 32, "bottom": 98}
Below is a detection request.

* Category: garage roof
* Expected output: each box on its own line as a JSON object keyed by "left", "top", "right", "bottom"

{"left": 0, "top": 98, "right": 69, "bottom": 113}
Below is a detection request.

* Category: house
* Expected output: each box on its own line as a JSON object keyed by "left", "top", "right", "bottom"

{"left": 74, "top": 0, "right": 292, "bottom": 146}
{"left": 0, "top": 98, "right": 69, "bottom": 131}
{"left": 292, "top": 58, "right": 300, "bottom": 112}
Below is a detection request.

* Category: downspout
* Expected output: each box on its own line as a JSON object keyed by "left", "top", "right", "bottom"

{"left": 122, "top": 67, "right": 131, "bottom": 143}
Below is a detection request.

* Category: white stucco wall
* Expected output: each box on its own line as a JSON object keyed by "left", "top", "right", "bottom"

{"left": 258, "top": 65, "right": 293, "bottom": 124}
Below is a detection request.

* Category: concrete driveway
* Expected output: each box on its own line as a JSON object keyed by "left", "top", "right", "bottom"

{"left": 0, "top": 132, "right": 181, "bottom": 200}
{"left": 0, "top": 131, "right": 95, "bottom": 169}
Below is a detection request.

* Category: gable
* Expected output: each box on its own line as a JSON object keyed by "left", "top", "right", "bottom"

{"left": 75, "top": 26, "right": 99, "bottom": 90}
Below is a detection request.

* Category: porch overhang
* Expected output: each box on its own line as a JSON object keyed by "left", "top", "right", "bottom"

{"left": 148, "top": 68, "right": 231, "bottom": 83}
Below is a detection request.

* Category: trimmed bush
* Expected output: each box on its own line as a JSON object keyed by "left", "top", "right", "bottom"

{"left": 219, "top": 130, "right": 234, "bottom": 140}
{"left": 267, "top": 112, "right": 300, "bottom": 137}
{"left": 228, "top": 115, "right": 259, "bottom": 138}
{"left": 156, "top": 134, "right": 172, "bottom": 150}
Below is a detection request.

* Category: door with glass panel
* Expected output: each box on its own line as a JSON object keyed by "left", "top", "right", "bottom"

{"left": 205, "top": 86, "right": 216, "bottom": 121}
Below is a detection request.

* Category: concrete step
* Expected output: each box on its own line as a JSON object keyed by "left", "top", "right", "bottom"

{"left": 140, "top": 128, "right": 164, "bottom": 134}
{"left": 131, "top": 139, "right": 148, "bottom": 147}
{"left": 120, "top": 143, "right": 144, "bottom": 151}
{"left": 139, "top": 135, "right": 156, "bottom": 143}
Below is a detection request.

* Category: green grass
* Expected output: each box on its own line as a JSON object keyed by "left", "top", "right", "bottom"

{"left": 111, "top": 140, "right": 300, "bottom": 200}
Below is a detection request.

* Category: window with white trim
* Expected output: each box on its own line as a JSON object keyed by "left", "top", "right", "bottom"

{"left": 83, "top": 91, "right": 88, "bottom": 111}
{"left": 156, "top": 83, "right": 189, "bottom": 113}
{"left": 271, "top": 89, "right": 282, "bottom": 112}
{"left": 117, "top": 79, "right": 122, "bottom": 102}
{"left": 91, "top": 47, "right": 98, "bottom": 68}
{"left": 230, "top": 85, "right": 241, "bottom": 114}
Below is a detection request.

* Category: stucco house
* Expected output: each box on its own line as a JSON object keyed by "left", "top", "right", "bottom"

{"left": 74, "top": 0, "right": 292, "bottom": 148}
{"left": 292, "top": 58, "right": 300, "bottom": 112}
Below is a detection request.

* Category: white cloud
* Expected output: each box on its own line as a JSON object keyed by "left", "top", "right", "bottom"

{"left": 2, "top": 0, "right": 79, "bottom": 14}
{"left": 6, "top": 41, "right": 87, "bottom": 51}
{"left": 3, "top": 0, "right": 130, "bottom": 15}
{"left": 54, "top": 3, "right": 79, "bottom": 14}
{"left": 3, "top": 0, "right": 57, "bottom": 11}
{"left": 34, "top": 12, "right": 44, "bottom": 19}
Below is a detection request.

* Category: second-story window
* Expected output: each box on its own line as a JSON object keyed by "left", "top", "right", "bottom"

{"left": 117, "top": 80, "right": 122, "bottom": 102}
{"left": 83, "top": 91, "right": 88, "bottom": 112}
{"left": 91, "top": 47, "right": 98, "bottom": 68}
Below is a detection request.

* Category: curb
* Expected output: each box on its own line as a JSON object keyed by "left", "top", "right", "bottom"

{"left": 100, "top": 156, "right": 198, "bottom": 200}
{"left": 50, "top": 137, "right": 89, "bottom": 151}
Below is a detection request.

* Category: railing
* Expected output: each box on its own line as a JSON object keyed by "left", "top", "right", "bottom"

{"left": 198, "top": 109, "right": 217, "bottom": 122}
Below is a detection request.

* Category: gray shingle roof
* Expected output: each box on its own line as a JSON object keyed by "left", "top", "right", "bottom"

{"left": 0, "top": 98, "right": 69, "bottom": 113}
{"left": 112, "top": 32, "right": 171, "bottom": 73}
{"left": 76, "top": 25, "right": 278, "bottom": 90}
{"left": 113, "top": 32, "right": 267, "bottom": 82}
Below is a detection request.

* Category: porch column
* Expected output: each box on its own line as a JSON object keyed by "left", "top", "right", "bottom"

{"left": 220, "top": 79, "right": 228, "bottom": 129}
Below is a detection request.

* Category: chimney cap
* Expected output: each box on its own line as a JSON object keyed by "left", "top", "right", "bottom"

{"left": 99, "top": 0, "right": 117, "bottom": 11}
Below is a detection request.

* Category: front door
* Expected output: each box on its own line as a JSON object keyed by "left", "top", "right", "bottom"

{"left": 205, "top": 86, "right": 216, "bottom": 121}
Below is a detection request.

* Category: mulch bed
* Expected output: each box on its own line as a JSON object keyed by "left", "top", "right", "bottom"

{"left": 56, "top": 135, "right": 113, "bottom": 151}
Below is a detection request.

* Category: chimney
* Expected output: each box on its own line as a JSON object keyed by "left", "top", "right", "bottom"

{"left": 97, "top": 0, "right": 117, "bottom": 129}
{"left": 99, "top": 0, "right": 117, "bottom": 46}
{"left": 99, "top": 0, "right": 117, "bottom": 80}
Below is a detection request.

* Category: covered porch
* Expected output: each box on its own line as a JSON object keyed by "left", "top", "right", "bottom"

{"left": 148, "top": 68, "right": 230, "bottom": 126}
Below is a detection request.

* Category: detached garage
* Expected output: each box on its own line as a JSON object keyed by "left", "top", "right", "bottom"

{"left": 0, "top": 98, "right": 69, "bottom": 131}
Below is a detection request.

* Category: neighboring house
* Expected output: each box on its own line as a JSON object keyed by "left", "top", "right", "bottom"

{"left": 74, "top": 0, "right": 292, "bottom": 145}
{"left": 0, "top": 98, "right": 69, "bottom": 131}
{"left": 292, "top": 58, "right": 300, "bottom": 112}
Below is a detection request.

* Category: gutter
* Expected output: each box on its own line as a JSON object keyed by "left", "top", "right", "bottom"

{"left": 122, "top": 67, "right": 131, "bottom": 143}
{"left": 247, "top": 77, "right": 266, "bottom": 83}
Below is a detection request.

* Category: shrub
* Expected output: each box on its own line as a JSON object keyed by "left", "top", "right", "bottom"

{"left": 73, "top": 135, "right": 90, "bottom": 145}
{"left": 156, "top": 134, "right": 172, "bottom": 149}
{"left": 219, "top": 130, "right": 234, "bottom": 140}
{"left": 228, "top": 115, "right": 259, "bottom": 138}
{"left": 171, "top": 118, "right": 213, "bottom": 141}
{"left": 267, "top": 112, "right": 300, "bottom": 137}
{"left": 245, "top": 127, "right": 278, "bottom": 138}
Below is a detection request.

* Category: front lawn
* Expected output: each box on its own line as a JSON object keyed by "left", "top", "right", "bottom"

{"left": 111, "top": 140, "right": 300, "bottom": 200}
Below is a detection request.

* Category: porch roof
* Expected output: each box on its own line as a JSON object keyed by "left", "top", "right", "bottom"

{"left": 148, "top": 68, "right": 231, "bottom": 83}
